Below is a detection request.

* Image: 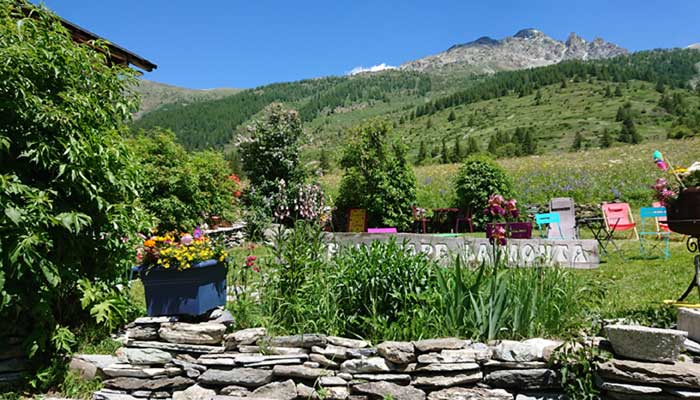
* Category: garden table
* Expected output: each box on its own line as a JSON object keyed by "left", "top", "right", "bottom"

{"left": 578, "top": 216, "right": 624, "bottom": 259}
{"left": 431, "top": 208, "right": 460, "bottom": 233}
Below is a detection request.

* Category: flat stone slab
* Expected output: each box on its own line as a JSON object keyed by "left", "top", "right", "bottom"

{"left": 115, "top": 347, "right": 172, "bottom": 366}
{"left": 597, "top": 359, "right": 700, "bottom": 389}
{"left": 414, "top": 362, "right": 480, "bottom": 372}
{"left": 413, "top": 338, "right": 468, "bottom": 353}
{"left": 103, "top": 376, "right": 194, "bottom": 391}
{"left": 605, "top": 324, "right": 687, "bottom": 363}
{"left": 341, "top": 357, "right": 394, "bottom": 373}
{"left": 427, "top": 387, "right": 512, "bottom": 400}
{"left": 198, "top": 368, "right": 273, "bottom": 388}
{"left": 159, "top": 322, "right": 226, "bottom": 345}
{"left": 327, "top": 336, "right": 369, "bottom": 349}
{"left": 600, "top": 381, "right": 664, "bottom": 395}
{"left": 679, "top": 308, "right": 700, "bottom": 343}
{"left": 102, "top": 363, "right": 180, "bottom": 378}
{"left": 483, "top": 369, "right": 559, "bottom": 390}
{"left": 353, "top": 381, "right": 426, "bottom": 400}
{"left": 412, "top": 371, "right": 483, "bottom": 387}
{"left": 268, "top": 334, "right": 327, "bottom": 348}
{"left": 272, "top": 364, "right": 333, "bottom": 379}
{"left": 69, "top": 354, "right": 117, "bottom": 379}
{"left": 417, "top": 345, "right": 491, "bottom": 363}
{"left": 352, "top": 374, "right": 411, "bottom": 384}
{"left": 127, "top": 340, "right": 225, "bottom": 354}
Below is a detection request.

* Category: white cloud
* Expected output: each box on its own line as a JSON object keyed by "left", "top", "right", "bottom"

{"left": 348, "top": 63, "right": 397, "bottom": 75}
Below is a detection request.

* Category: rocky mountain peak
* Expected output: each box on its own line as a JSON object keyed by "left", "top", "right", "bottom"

{"left": 513, "top": 28, "right": 544, "bottom": 39}
{"left": 401, "top": 28, "right": 628, "bottom": 73}
{"left": 689, "top": 43, "right": 700, "bottom": 50}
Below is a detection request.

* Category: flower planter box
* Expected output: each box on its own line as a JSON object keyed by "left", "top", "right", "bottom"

{"left": 486, "top": 222, "right": 533, "bottom": 239}
{"left": 666, "top": 187, "right": 700, "bottom": 236}
{"left": 137, "top": 259, "right": 227, "bottom": 317}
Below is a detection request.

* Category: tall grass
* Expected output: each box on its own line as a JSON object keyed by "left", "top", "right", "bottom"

{"left": 241, "top": 222, "right": 596, "bottom": 342}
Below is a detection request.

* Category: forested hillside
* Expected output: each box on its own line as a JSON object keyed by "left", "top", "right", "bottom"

{"left": 131, "top": 49, "right": 700, "bottom": 162}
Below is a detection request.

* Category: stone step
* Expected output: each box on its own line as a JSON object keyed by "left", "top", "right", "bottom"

{"left": 679, "top": 308, "right": 700, "bottom": 343}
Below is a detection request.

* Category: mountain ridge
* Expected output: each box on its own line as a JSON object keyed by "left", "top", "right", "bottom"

{"left": 400, "top": 28, "right": 627, "bottom": 73}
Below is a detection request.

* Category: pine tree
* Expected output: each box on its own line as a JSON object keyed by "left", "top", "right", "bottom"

{"left": 571, "top": 132, "right": 583, "bottom": 151}
{"left": 487, "top": 134, "right": 498, "bottom": 154}
{"left": 426, "top": 118, "right": 433, "bottom": 129}
{"left": 600, "top": 128, "right": 612, "bottom": 148}
{"left": 319, "top": 149, "right": 331, "bottom": 173}
{"left": 604, "top": 86, "right": 612, "bottom": 98}
{"left": 466, "top": 136, "right": 480, "bottom": 155}
{"left": 619, "top": 117, "right": 641, "bottom": 144}
{"left": 451, "top": 136, "right": 462, "bottom": 162}
{"left": 441, "top": 138, "right": 449, "bottom": 164}
{"left": 560, "top": 79, "right": 568, "bottom": 89}
{"left": 415, "top": 140, "right": 427, "bottom": 165}
{"left": 614, "top": 85, "right": 623, "bottom": 97}
{"left": 447, "top": 110, "right": 456, "bottom": 122}
{"left": 656, "top": 81, "right": 666, "bottom": 93}
{"left": 534, "top": 89, "right": 542, "bottom": 105}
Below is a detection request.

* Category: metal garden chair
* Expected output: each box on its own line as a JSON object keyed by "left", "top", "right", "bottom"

{"left": 639, "top": 207, "right": 670, "bottom": 259}
{"left": 535, "top": 212, "right": 564, "bottom": 239}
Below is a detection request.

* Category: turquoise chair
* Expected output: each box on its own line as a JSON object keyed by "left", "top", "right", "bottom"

{"left": 535, "top": 212, "right": 564, "bottom": 239}
{"left": 639, "top": 207, "right": 670, "bottom": 259}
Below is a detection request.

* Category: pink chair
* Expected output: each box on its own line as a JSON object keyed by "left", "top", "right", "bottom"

{"left": 652, "top": 202, "right": 670, "bottom": 233}
{"left": 602, "top": 202, "right": 638, "bottom": 240}
{"left": 367, "top": 228, "right": 397, "bottom": 233}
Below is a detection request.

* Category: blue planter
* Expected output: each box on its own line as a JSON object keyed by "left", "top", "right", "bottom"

{"left": 137, "top": 259, "right": 227, "bottom": 317}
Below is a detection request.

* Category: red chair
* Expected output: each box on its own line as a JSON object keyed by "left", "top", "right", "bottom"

{"left": 455, "top": 208, "right": 474, "bottom": 233}
{"left": 602, "top": 202, "right": 639, "bottom": 240}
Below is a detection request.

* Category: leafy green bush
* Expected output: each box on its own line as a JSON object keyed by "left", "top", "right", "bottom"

{"left": 334, "top": 120, "right": 417, "bottom": 231}
{"left": 240, "top": 104, "right": 306, "bottom": 202}
{"left": 129, "top": 129, "right": 238, "bottom": 231}
{"left": 0, "top": 1, "right": 149, "bottom": 387}
{"left": 453, "top": 155, "right": 514, "bottom": 229}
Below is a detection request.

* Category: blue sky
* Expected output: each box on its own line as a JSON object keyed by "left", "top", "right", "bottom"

{"left": 37, "top": 1, "right": 699, "bottom": 89}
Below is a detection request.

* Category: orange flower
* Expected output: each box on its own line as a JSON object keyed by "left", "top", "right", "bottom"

{"left": 144, "top": 239, "right": 156, "bottom": 247}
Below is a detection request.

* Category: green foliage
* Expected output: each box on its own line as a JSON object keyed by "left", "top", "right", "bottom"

{"left": 437, "top": 257, "right": 591, "bottom": 340}
{"left": 599, "top": 128, "right": 613, "bottom": 148}
{"left": 78, "top": 279, "right": 144, "bottom": 332}
{"left": 241, "top": 190, "right": 272, "bottom": 243}
{"left": 335, "top": 120, "right": 417, "bottom": 231}
{"left": 329, "top": 240, "right": 438, "bottom": 340}
{"left": 453, "top": 155, "right": 513, "bottom": 228}
{"left": 415, "top": 140, "right": 427, "bottom": 165}
{"left": 319, "top": 149, "right": 332, "bottom": 173}
{"left": 571, "top": 132, "right": 583, "bottom": 151}
{"left": 55, "top": 370, "right": 103, "bottom": 400}
{"left": 240, "top": 105, "right": 306, "bottom": 202}
{"left": 0, "top": 0, "right": 149, "bottom": 387}
{"left": 129, "top": 129, "right": 238, "bottom": 231}
{"left": 551, "top": 338, "right": 612, "bottom": 400}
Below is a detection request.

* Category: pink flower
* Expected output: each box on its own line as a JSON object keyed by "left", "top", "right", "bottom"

{"left": 181, "top": 234, "right": 193, "bottom": 246}
{"left": 245, "top": 255, "right": 257, "bottom": 268}
{"left": 193, "top": 227, "right": 203, "bottom": 240}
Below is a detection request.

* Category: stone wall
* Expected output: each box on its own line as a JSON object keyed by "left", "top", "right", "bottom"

{"left": 0, "top": 336, "right": 27, "bottom": 386}
{"left": 90, "top": 317, "right": 565, "bottom": 400}
{"left": 84, "top": 311, "right": 700, "bottom": 400}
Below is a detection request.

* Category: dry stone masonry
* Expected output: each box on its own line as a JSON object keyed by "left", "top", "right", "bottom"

{"left": 88, "top": 317, "right": 566, "bottom": 400}
{"left": 81, "top": 309, "right": 700, "bottom": 400}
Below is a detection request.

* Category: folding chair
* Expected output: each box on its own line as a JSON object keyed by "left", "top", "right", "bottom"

{"left": 601, "top": 203, "right": 639, "bottom": 240}
{"left": 455, "top": 208, "right": 474, "bottom": 233}
{"left": 652, "top": 201, "right": 671, "bottom": 237}
{"left": 549, "top": 197, "right": 577, "bottom": 239}
{"left": 638, "top": 207, "right": 670, "bottom": 259}
{"left": 535, "top": 212, "right": 564, "bottom": 239}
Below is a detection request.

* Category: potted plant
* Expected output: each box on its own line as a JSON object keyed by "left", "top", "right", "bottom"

{"left": 652, "top": 151, "right": 700, "bottom": 236}
{"left": 136, "top": 228, "right": 228, "bottom": 316}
